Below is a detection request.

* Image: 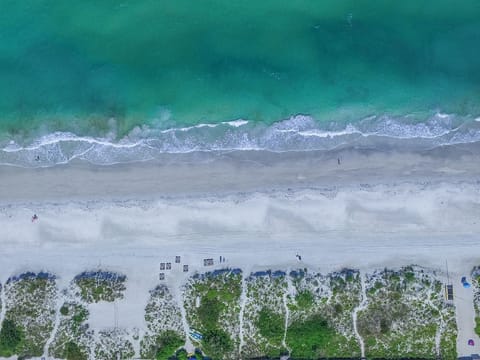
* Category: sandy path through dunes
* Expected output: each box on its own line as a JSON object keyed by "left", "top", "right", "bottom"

{"left": 455, "top": 274, "right": 480, "bottom": 357}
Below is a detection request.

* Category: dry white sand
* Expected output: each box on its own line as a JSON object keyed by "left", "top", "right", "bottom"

{"left": 0, "top": 146, "right": 479, "bottom": 356}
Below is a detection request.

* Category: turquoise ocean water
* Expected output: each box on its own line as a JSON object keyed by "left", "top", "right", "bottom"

{"left": 1, "top": 0, "right": 480, "bottom": 165}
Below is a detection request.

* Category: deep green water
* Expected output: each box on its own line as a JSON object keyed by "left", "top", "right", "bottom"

{"left": 1, "top": 0, "right": 480, "bottom": 141}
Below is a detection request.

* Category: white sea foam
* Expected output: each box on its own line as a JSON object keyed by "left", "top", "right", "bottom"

{"left": 159, "top": 119, "right": 249, "bottom": 134}
{"left": 1, "top": 114, "right": 479, "bottom": 167}
{"left": 160, "top": 123, "right": 217, "bottom": 134}
{"left": 2, "top": 132, "right": 144, "bottom": 152}
{"left": 222, "top": 119, "right": 249, "bottom": 127}
{"left": 276, "top": 124, "right": 361, "bottom": 138}
{"left": 435, "top": 112, "right": 451, "bottom": 119}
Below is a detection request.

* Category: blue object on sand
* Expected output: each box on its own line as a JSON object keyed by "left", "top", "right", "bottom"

{"left": 461, "top": 276, "right": 471, "bottom": 288}
{"left": 189, "top": 330, "right": 203, "bottom": 341}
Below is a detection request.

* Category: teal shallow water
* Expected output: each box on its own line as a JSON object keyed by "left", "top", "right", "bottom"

{"left": 1, "top": 0, "right": 480, "bottom": 165}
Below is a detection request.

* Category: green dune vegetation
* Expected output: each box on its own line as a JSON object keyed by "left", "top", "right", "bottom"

{"left": 0, "top": 266, "right": 461, "bottom": 359}
{"left": 49, "top": 270, "right": 130, "bottom": 360}
{"left": 74, "top": 271, "right": 127, "bottom": 303}
{"left": 357, "top": 266, "right": 457, "bottom": 360}
{"left": 471, "top": 267, "right": 480, "bottom": 337}
{"left": 184, "top": 269, "right": 242, "bottom": 360}
{"left": 242, "top": 271, "right": 288, "bottom": 359}
{"left": 50, "top": 302, "right": 90, "bottom": 360}
{"left": 94, "top": 329, "right": 135, "bottom": 360}
{"left": 0, "top": 273, "right": 57, "bottom": 358}
{"left": 141, "top": 285, "right": 185, "bottom": 359}
{"left": 286, "top": 269, "right": 361, "bottom": 359}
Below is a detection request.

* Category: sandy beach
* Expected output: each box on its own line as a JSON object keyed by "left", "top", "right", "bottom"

{"left": 1, "top": 144, "right": 480, "bottom": 358}
{"left": 1, "top": 145, "right": 479, "bottom": 273}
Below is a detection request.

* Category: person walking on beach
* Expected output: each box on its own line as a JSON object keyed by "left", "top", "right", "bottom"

{"left": 31, "top": 214, "right": 38, "bottom": 222}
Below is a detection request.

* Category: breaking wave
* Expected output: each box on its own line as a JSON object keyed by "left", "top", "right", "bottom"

{"left": 1, "top": 113, "right": 480, "bottom": 167}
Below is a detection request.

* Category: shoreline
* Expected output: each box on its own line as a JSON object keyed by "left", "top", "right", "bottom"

{"left": 1, "top": 142, "right": 480, "bottom": 203}
{"left": 2, "top": 114, "right": 480, "bottom": 169}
